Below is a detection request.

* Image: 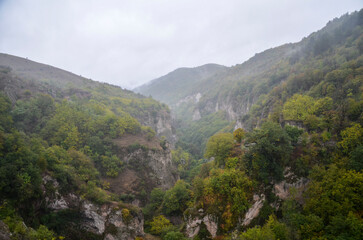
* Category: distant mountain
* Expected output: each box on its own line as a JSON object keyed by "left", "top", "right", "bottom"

{"left": 134, "top": 63, "right": 227, "bottom": 106}
{"left": 137, "top": 10, "right": 363, "bottom": 126}
{"left": 0, "top": 53, "right": 93, "bottom": 88}
{"left": 1, "top": 9, "right": 363, "bottom": 240}
{"left": 0, "top": 53, "right": 142, "bottom": 98}
{"left": 137, "top": 10, "right": 363, "bottom": 159}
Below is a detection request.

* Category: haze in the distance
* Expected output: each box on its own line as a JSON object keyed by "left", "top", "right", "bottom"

{"left": 0, "top": 0, "right": 361, "bottom": 89}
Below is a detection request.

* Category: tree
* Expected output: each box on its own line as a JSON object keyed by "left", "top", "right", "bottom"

{"left": 143, "top": 188, "right": 165, "bottom": 219}
{"left": 162, "top": 180, "right": 190, "bottom": 216}
{"left": 204, "top": 132, "right": 234, "bottom": 166}
{"left": 305, "top": 165, "right": 363, "bottom": 221}
{"left": 244, "top": 122, "right": 292, "bottom": 183}
{"left": 199, "top": 168, "right": 252, "bottom": 232}
{"left": 283, "top": 94, "right": 315, "bottom": 121}
{"left": 348, "top": 145, "right": 363, "bottom": 171}
{"left": 301, "top": 165, "right": 363, "bottom": 239}
{"left": 0, "top": 93, "right": 13, "bottom": 132}
{"left": 338, "top": 123, "right": 363, "bottom": 154}
{"left": 239, "top": 215, "right": 289, "bottom": 240}
{"left": 150, "top": 215, "right": 171, "bottom": 235}
{"left": 284, "top": 125, "right": 303, "bottom": 145}
{"left": 163, "top": 231, "right": 186, "bottom": 240}
{"left": 233, "top": 128, "right": 246, "bottom": 143}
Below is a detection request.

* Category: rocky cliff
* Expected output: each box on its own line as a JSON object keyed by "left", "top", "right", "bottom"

{"left": 43, "top": 175, "right": 145, "bottom": 240}
{"left": 110, "top": 135, "right": 179, "bottom": 198}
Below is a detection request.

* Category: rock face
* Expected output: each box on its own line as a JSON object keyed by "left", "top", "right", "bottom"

{"left": 185, "top": 210, "right": 218, "bottom": 238}
{"left": 139, "top": 109, "right": 173, "bottom": 139}
{"left": 274, "top": 178, "right": 309, "bottom": 203}
{"left": 241, "top": 194, "right": 265, "bottom": 226}
{"left": 42, "top": 175, "right": 145, "bottom": 240}
{"left": 134, "top": 107, "right": 177, "bottom": 147}
{"left": 0, "top": 220, "right": 11, "bottom": 240}
{"left": 192, "top": 109, "right": 201, "bottom": 121}
{"left": 111, "top": 141, "right": 178, "bottom": 195}
{"left": 81, "top": 202, "right": 144, "bottom": 240}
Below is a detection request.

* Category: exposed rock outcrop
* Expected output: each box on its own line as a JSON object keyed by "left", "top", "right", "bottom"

{"left": 192, "top": 109, "right": 201, "bottom": 121}
{"left": 137, "top": 109, "right": 175, "bottom": 144}
{"left": 0, "top": 220, "right": 11, "bottom": 240}
{"left": 274, "top": 178, "right": 309, "bottom": 204}
{"left": 81, "top": 201, "right": 144, "bottom": 240}
{"left": 241, "top": 194, "right": 265, "bottom": 226}
{"left": 185, "top": 210, "right": 218, "bottom": 238}
{"left": 112, "top": 142, "right": 178, "bottom": 193}
{"left": 42, "top": 175, "right": 145, "bottom": 240}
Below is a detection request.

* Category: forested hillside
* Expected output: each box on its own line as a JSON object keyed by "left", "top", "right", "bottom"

{"left": 137, "top": 9, "right": 363, "bottom": 240}
{"left": 139, "top": 9, "right": 363, "bottom": 160}
{"left": 134, "top": 64, "right": 227, "bottom": 107}
{"left": 0, "top": 8, "right": 363, "bottom": 240}
{"left": 0, "top": 57, "right": 178, "bottom": 240}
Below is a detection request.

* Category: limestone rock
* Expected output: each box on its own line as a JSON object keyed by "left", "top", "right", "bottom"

{"left": 185, "top": 210, "right": 218, "bottom": 238}
{"left": 42, "top": 175, "right": 145, "bottom": 240}
{"left": 81, "top": 201, "right": 106, "bottom": 235}
{"left": 0, "top": 220, "right": 11, "bottom": 240}
{"left": 241, "top": 194, "right": 265, "bottom": 226}
{"left": 274, "top": 178, "right": 309, "bottom": 203}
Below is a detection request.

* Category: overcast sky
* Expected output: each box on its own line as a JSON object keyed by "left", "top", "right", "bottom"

{"left": 0, "top": 0, "right": 361, "bottom": 89}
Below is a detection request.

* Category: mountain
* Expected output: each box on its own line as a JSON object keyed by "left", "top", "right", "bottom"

{"left": 0, "top": 53, "right": 178, "bottom": 239}
{"left": 140, "top": 10, "right": 362, "bottom": 239}
{"left": 175, "top": 10, "right": 363, "bottom": 239}
{"left": 138, "top": 9, "right": 363, "bottom": 159}
{"left": 1, "top": 9, "right": 363, "bottom": 240}
{"left": 134, "top": 63, "right": 227, "bottom": 106}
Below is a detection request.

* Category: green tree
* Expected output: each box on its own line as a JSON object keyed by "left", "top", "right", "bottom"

{"left": 204, "top": 132, "right": 234, "bottom": 166}
{"left": 150, "top": 215, "right": 171, "bottom": 235}
{"left": 338, "top": 123, "right": 363, "bottom": 154}
{"left": 143, "top": 188, "right": 165, "bottom": 219}
{"left": 305, "top": 165, "right": 363, "bottom": 222}
{"left": 163, "top": 231, "right": 186, "bottom": 240}
{"left": 283, "top": 94, "right": 315, "bottom": 121}
{"left": 162, "top": 180, "right": 190, "bottom": 216}
{"left": 199, "top": 168, "right": 252, "bottom": 232}
{"left": 348, "top": 145, "right": 363, "bottom": 171}
{"left": 284, "top": 125, "right": 303, "bottom": 145}
{"left": 244, "top": 122, "right": 292, "bottom": 183}
{"left": 0, "top": 93, "right": 13, "bottom": 132}
{"left": 302, "top": 165, "right": 363, "bottom": 239}
{"left": 233, "top": 128, "right": 246, "bottom": 143}
{"left": 239, "top": 225, "right": 274, "bottom": 240}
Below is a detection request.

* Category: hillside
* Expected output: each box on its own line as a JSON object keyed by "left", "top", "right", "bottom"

{"left": 134, "top": 63, "right": 227, "bottom": 106}
{"left": 0, "top": 8, "right": 363, "bottom": 240}
{"left": 138, "top": 10, "right": 363, "bottom": 159}
{"left": 138, "top": 10, "right": 363, "bottom": 240}
{"left": 0, "top": 55, "right": 178, "bottom": 240}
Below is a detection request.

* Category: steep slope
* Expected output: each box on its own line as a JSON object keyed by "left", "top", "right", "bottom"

{"left": 190, "top": 10, "right": 363, "bottom": 129}
{"left": 134, "top": 63, "right": 227, "bottom": 106}
{"left": 0, "top": 53, "right": 96, "bottom": 90}
{"left": 139, "top": 9, "right": 363, "bottom": 158}
{"left": 141, "top": 10, "right": 363, "bottom": 240}
{"left": 0, "top": 53, "right": 174, "bottom": 139}
{"left": 0, "top": 55, "right": 178, "bottom": 239}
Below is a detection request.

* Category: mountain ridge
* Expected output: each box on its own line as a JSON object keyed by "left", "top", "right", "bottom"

{"left": 134, "top": 63, "right": 227, "bottom": 106}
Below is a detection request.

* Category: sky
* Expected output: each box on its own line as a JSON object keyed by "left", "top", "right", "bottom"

{"left": 0, "top": 0, "right": 362, "bottom": 89}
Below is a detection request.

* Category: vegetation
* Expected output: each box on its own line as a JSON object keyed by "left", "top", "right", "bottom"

{"left": 0, "top": 62, "right": 170, "bottom": 239}
{"left": 1, "top": 8, "right": 363, "bottom": 240}
{"left": 141, "top": 9, "right": 363, "bottom": 239}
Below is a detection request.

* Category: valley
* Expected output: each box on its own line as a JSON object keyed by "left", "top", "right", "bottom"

{"left": 0, "top": 9, "right": 363, "bottom": 240}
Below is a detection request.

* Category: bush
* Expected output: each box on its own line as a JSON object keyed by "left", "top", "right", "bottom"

{"left": 204, "top": 132, "right": 234, "bottom": 166}
{"left": 163, "top": 231, "right": 186, "bottom": 240}
{"left": 150, "top": 215, "right": 171, "bottom": 235}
